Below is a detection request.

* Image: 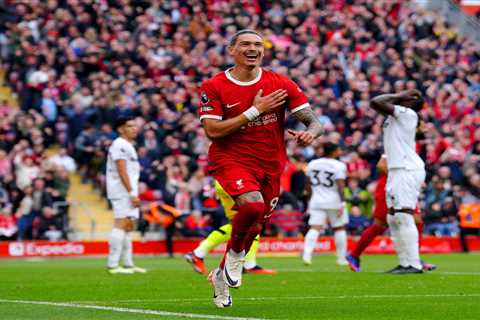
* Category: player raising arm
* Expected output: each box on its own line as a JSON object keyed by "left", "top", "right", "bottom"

{"left": 370, "top": 89, "right": 426, "bottom": 274}
{"left": 199, "top": 29, "right": 323, "bottom": 308}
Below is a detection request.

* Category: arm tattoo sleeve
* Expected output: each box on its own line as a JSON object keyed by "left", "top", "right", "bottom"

{"left": 236, "top": 191, "right": 264, "bottom": 205}
{"left": 292, "top": 107, "right": 324, "bottom": 138}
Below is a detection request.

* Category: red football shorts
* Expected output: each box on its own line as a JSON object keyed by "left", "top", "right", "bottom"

{"left": 212, "top": 165, "right": 280, "bottom": 219}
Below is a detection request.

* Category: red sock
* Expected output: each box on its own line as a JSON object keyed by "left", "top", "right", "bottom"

{"left": 244, "top": 224, "right": 262, "bottom": 254}
{"left": 350, "top": 224, "right": 387, "bottom": 258}
{"left": 219, "top": 241, "right": 231, "bottom": 269}
{"left": 416, "top": 221, "right": 424, "bottom": 251}
{"left": 219, "top": 223, "right": 262, "bottom": 269}
{"left": 229, "top": 202, "right": 265, "bottom": 253}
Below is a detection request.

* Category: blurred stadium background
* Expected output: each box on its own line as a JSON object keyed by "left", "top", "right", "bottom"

{"left": 0, "top": 0, "right": 478, "bottom": 256}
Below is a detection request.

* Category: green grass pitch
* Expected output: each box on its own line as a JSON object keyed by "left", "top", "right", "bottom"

{"left": 0, "top": 254, "right": 479, "bottom": 320}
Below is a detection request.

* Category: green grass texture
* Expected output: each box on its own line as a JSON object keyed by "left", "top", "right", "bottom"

{"left": 0, "top": 254, "right": 479, "bottom": 320}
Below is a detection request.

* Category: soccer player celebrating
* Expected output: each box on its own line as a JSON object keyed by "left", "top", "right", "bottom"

{"left": 346, "top": 156, "right": 436, "bottom": 272}
{"left": 369, "top": 89, "right": 426, "bottom": 274}
{"left": 198, "top": 29, "right": 323, "bottom": 307}
{"left": 303, "top": 142, "right": 348, "bottom": 266}
{"left": 185, "top": 181, "right": 276, "bottom": 275}
{"left": 106, "top": 116, "right": 146, "bottom": 274}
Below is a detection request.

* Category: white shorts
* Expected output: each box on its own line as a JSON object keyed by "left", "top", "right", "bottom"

{"left": 386, "top": 169, "right": 425, "bottom": 210}
{"left": 308, "top": 208, "right": 348, "bottom": 228}
{"left": 110, "top": 198, "right": 139, "bottom": 219}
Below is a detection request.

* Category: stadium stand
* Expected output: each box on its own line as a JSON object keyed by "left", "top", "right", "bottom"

{"left": 0, "top": 0, "right": 478, "bottom": 241}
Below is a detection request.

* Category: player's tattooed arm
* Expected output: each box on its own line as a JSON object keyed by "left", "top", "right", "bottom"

{"left": 236, "top": 191, "right": 264, "bottom": 205}
{"left": 293, "top": 107, "right": 323, "bottom": 137}
{"left": 289, "top": 107, "right": 324, "bottom": 146}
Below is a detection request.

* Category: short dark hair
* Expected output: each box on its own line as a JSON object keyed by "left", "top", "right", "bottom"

{"left": 229, "top": 29, "right": 262, "bottom": 47}
{"left": 114, "top": 116, "right": 134, "bottom": 131}
{"left": 323, "top": 142, "right": 339, "bottom": 157}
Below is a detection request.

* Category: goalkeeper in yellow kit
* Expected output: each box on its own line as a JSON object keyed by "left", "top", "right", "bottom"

{"left": 185, "top": 181, "right": 276, "bottom": 275}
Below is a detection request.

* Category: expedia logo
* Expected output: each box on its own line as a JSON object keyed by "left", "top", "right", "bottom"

{"left": 8, "top": 242, "right": 85, "bottom": 256}
{"left": 8, "top": 242, "right": 25, "bottom": 256}
{"left": 25, "top": 243, "right": 85, "bottom": 256}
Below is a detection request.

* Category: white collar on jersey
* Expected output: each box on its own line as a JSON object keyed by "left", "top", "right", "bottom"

{"left": 225, "top": 67, "right": 262, "bottom": 86}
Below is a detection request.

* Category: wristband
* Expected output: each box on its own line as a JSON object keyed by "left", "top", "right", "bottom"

{"left": 243, "top": 106, "right": 260, "bottom": 121}
{"left": 129, "top": 190, "right": 136, "bottom": 197}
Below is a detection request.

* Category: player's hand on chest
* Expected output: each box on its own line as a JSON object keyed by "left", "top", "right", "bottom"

{"left": 221, "top": 86, "right": 288, "bottom": 117}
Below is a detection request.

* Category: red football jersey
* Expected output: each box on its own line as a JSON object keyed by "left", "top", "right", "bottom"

{"left": 198, "top": 68, "right": 309, "bottom": 175}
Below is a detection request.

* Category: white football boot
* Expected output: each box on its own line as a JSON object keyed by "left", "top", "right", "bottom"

{"left": 124, "top": 265, "right": 147, "bottom": 273}
{"left": 302, "top": 253, "right": 312, "bottom": 266}
{"left": 107, "top": 267, "right": 134, "bottom": 274}
{"left": 222, "top": 249, "right": 245, "bottom": 288}
{"left": 336, "top": 258, "right": 349, "bottom": 266}
{"left": 208, "top": 268, "right": 232, "bottom": 308}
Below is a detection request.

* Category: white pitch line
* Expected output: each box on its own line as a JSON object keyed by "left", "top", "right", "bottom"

{"left": 70, "top": 293, "right": 480, "bottom": 305}
{"left": 436, "top": 272, "right": 480, "bottom": 275}
{"left": 0, "top": 299, "right": 269, "bottom": 320}
{"left": 276, "top": 268, "right": 480, "bottom": 275}
{"left": 273, "top": 268, "right": 315, "bottom": 272}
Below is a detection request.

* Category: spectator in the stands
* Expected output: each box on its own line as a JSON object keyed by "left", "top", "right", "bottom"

{"left": 269, "top": 204, "right": 303, "bottom": 237}
{"left": 15, "top": 186, "right": 33, "bottom": 240}
{"left": 424, "top": 175, "right": 460, "bottom": 236}
{"left": 48, "top": 147, "right": 77, "bottom": 172}
{"left": 37, "top": 206, "right": 64, "bottom": 241}
{"left": 0, "top": 205, "right": 17, "bottom": 240}
{"left": 74, "top": 125, "right": 96, "bottom": 182}
{"left": 14, "top": 155, "right": 40, "bottom": 191}
{"left": 344, "top": 178, "right": 374, "bottom": 218}
{"left": 347, "top": 206, "right": 372, "bottom": 235}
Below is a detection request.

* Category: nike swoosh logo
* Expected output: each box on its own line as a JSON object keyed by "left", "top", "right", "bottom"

{"left": 226, "top": 102, "right": 240, "bottom": 109}
{"left": 224, "top": 268, "right": 238, "bottom": 286}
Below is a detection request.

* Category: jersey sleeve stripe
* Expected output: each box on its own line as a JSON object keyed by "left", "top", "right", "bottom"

{"left": 291, "top": 103, "right": 310, "bottom": 113}
{"left": 199, "top": 115, "right": 223, "bottom": 121}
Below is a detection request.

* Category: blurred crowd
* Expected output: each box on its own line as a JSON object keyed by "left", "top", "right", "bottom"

{"left": 0, "top": 107, "right": 72, "bottom": 240}
{"left": 0, "top": 0, "right": 479, "bottom": 241}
